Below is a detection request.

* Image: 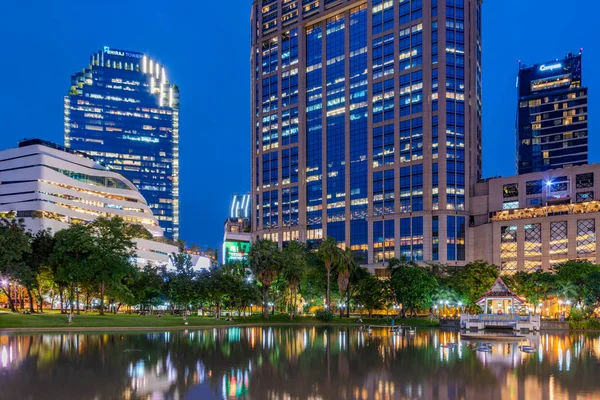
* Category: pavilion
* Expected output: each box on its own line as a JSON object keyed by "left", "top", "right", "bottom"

{"left": 460, "top": 277, "right": 541, "bottom": 331}
{"left": 476, "top": 277, "right": 525, "bottom": 315}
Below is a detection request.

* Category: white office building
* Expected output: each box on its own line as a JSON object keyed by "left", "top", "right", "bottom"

{"left": 0, "top": 139, "right": 177, "bottom": 267}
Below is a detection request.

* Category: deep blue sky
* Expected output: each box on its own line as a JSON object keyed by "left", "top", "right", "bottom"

{"left": 0, "top": 0, "right": 596, "bottom": 248}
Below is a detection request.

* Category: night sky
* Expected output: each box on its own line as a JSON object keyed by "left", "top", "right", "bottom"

{"left": 0, "top": 0, "right": 597, "bottom": 248}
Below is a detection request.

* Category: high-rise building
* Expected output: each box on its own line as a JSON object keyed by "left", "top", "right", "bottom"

{"left": 251, "top": 0, "right": 482, "bottom": 272}
{"left": 516, "top": 52, "right": 587, "bottom": 175}
{"left": 65, "top": 47, "right": 180, "bottom": 239}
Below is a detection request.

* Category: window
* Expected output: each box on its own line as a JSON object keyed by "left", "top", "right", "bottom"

{"left": 576, "top": 173, "right": 594, "bottom": 189}
{"left": 500, "top": 226, "right": 517, "bottom": 260}
{"left": 576, "top": 191, "right": 594, "bottom": 203}
{"left": 577, "top": 219, "right": 596, "bottom": 255}
{"left": 502, "top": 201, "right": 519, "bottom": 210}
{"left": 550, "top": 221, "right": 568, "bottom": 255}
{"left": 526, "top": 180, "right": 542, "bottom": 195}
{"left": 524, "top": 224, "right": 542, "bottom": 257}
{"left": 503, "top": 183, "right": 518, "bottom": 198}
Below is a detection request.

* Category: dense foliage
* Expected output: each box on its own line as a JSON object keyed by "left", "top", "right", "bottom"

{"left": 1, "top": 223, "right": 599, "bottom": 321}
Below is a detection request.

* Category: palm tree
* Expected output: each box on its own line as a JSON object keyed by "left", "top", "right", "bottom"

{"left": 556, "top": 280, "right": 578, "bottom": 301}
{"left": 337, "top": 249, "right": 357, "bottom": 318}
{"left": 281, "top": 241, "right": 307, "bottom": 320}
{"left": 317, "top": 237, "right": 341, "bottom": 310}
{"left": 248, "top": 239, "right": 282, "bottom": 319}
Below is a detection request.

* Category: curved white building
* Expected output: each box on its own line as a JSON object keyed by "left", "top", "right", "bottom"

{"left": 0, "top": 139, "right": 176, "bottom": 266}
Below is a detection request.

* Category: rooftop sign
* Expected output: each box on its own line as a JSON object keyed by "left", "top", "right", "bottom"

{"left": 103, "top": 46, "right": 143, "bottom": 59}
{"left": 539, "top": 63, "right": 562, "bottom": 72}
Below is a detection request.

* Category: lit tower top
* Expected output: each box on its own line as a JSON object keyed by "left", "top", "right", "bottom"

{"left": 65, "top": 46, "right": 180, "bottom": 239}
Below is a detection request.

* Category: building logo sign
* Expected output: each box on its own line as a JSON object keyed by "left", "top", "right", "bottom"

{"left": 539, "top": 63, "right": 562, "bottom": 72}
{"left": 103, "top": 47, "right": 143, "bottom": 59}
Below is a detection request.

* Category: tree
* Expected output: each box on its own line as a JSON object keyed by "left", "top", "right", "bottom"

{"left": 317, "top": 237, "right": 341, "bottom": 310}
{"left": 130, "top": 264, "right": 165, "bottom": 312}
{"left": 583, "top": 271, "right": 600, "bottom": 314}
{"left": 555, "top": 280, "right": 579, "bottom": 302}
{"left": 53, "top": 225, "right": 95, "bottom": 314}
{"left": 87, "top": 217, "right": 138, "bottom": 316}
{"left": 450, "top": 261, "right": 498, "bottom": 311}
{"left": 299, "top": 252, "right": 328, "bottom": 312}
{"left": 554, "top": 260, "right": 599, "bottom": 303}
{"left": 25, "top": 229, "right": 55, "bottom": 313}
{"left": 348, "top": 261, "right": 370, "bottom": 316}
{"left": 390, "top": 265, "right": 438, "bottom": 317}
{"left": 0, "top": 218, "right": 31, "bottom": 312}
{"left": 355, "top": 275, "right": 386, "bottom": 318}
{"left": 248, "top": 239, "right": 282, "bottom": 319}
{"left": 281, "top": 241, "right": 307, "bottom": 320}
{"left": 205, "top": 267, "right": 232, "bottom": 318}
{"left": 510, "top": 271, "right": 555, "bottom": 314}
{"left": 166, "top": 241, "right": 198, "bottom": 312}
{"left": 336, "top": 249, "right": 357, "bottom": 318}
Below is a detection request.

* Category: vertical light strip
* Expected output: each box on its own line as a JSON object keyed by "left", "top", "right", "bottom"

{"left": 169, "top": 86, "right": 173, "bottom": 108}
{"left": 142, "top": 55, "right": 147, "bottom": 73}
{"left": 159, "top": 82, "right": 164, "bottom": 107}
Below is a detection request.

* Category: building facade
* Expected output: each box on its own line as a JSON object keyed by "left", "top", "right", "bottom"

{"left": 0, "top": 139, "right": 179, "bottom": 268}
{"left": 65, "top": 47, "right": 180, "bottom": 239}
{"left": 223, "top": 194, "right": 252, "bottom": 264}
{"left": 471, "top": 164, "right": 600, "bottom": 274}
{"left": 516, "top": 52, "right": 587, "bottom": 175}
{"left": 251, "top": 0, "right": 482, "bottom": 271}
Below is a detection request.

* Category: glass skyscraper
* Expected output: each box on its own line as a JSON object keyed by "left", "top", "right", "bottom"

{"left": 251, "top": 0, "right": 482, "bottom": 271}
{"left": 516, "top": 52, "right": 587, "bottom": 175}
{"left": 65, "top": 47, "right": 180, "bottom": 239}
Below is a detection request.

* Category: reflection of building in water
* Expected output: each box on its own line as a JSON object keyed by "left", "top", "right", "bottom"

{"left": 1, "top": 329, "right": 600, "bottom": 399}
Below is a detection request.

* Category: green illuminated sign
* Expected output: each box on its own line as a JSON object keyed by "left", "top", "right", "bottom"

{"left": 224, "top": 241, "right": 251, "bottom": 264}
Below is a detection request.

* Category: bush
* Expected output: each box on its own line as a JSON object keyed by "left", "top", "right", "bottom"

{"left": 569, "top": 319, "right": 600, "bottom": 330}
{"left": 315, "top": 309, "right": 334, "bottom": 322}
{"left": 569, "top": 308, "right": 585, "bottom": 322}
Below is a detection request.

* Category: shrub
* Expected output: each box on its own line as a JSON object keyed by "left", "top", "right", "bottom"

{"left": 315, "top": 309, "right": 334, "bottom": 322}
{"left": 569, "top": 308, "right": 585, "bottom": 322}
{"left": 569, "top": 319, "right": 600, "bottom": 330}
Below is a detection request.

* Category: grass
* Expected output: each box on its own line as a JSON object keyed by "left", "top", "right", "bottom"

{"left": 0, "top": 310, "right": 439, "bottom": 330}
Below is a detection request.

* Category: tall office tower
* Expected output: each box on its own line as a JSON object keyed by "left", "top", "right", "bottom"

{"left": 65, "top": 47, "right": 180, "bottom": 239}
{"left": 251, "top": 0, "right": 482, "bottom": 271}
{"left": 516, "top": 52, "right": 587, "bottom": 175}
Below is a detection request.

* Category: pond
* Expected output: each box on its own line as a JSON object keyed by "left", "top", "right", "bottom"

{"left": 1, "top": 327, "right": 599, "bottom": 399}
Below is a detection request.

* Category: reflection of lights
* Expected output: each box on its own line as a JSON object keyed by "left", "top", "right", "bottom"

{"left": 1, "top": 346, "right": 8, "bottom": 368}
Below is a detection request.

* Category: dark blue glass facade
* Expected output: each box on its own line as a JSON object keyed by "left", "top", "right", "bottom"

{"left": 65, "top": 48, "right": 179, "bottom": 239}
{"left": 517, "top": 53, "right": 588, "bottom": 175}
{"left": 251, "top": 0, "right": 481, "bottom": 266}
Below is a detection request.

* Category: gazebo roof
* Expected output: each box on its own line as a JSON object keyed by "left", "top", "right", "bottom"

{"left": 475, "top": 277, "right": 525, "bottom": 305}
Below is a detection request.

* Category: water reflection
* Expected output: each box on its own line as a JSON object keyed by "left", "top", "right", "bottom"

{"left": 0, "top": 328, "right": 599, "bottom": 399}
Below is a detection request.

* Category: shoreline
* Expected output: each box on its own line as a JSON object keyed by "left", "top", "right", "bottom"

{"left": 0, "top": 321, "right": 401, "bottom": 334}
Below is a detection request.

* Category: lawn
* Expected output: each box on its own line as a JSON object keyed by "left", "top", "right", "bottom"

{"left": 0, "top": 310, "right": 439, "bottom": 330}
